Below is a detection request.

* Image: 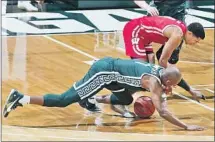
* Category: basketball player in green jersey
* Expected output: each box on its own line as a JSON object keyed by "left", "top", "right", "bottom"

{"left": 3, "top": 57, "right": 204, "bottom": 131}
{"left": 133, "top": 0, "right": 205, "bottom": 102}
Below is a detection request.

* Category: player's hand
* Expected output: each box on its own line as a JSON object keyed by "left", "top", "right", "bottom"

{"left": 189, "top": 88, "right": 206, "bottom": 102}
{"left": 146, "top": 7, "right": 159, "bottom": 16}
{"left": 186, "top": 125, "right": 205, "bottom": 131}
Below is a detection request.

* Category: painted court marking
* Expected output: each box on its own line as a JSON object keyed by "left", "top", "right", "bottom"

{"left": 2, "top": 125, "right": 214, "bottom": 141}
{"left": 173, "top": 91, "right": 214, "bottom": 111}
{"left": 204, "top": 88, "right": 214, "bottom": 94}
{"left": 191, "top": 84, "right": 214, "bottom": 87}
{"left": 43, "top": 35, "right": 99, "bottom": 60}
{"left": 43, "top": 35, "right": 214, "bottom": 112}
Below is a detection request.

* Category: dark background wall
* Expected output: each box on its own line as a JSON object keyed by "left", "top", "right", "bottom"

{"left": 4, "top": 0, "right": 215, "bottom": 13}
{"left": 68, "top": 0, "right": 214, "bottom": 10}
{"left": 73, "top": 0, "right": 137, "bottom": 9}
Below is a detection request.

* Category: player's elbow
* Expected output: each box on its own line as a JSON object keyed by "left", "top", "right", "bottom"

{"left": 159, "top": 59, "right": 167, "bottom": 68}
{"left": 158, "top": 109, "right": 169, "bottom": 118}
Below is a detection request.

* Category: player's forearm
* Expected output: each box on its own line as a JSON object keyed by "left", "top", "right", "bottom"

{"left": 160, "top": 35, "right": 182, "bottom": 68}
{"left": 134, "top": 0, "right": 150, "bottom": 10}
{"left": 159, "top": 110, "right": 188, "bottom": 129}
{"left": 159, "top": 58, "right": 168, "bottom": 68}
{"left": 177, "top": 78, "right": 190, "bottom": 91}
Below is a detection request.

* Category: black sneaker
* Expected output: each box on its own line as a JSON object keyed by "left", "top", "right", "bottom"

{"left": 3, "top": 89, "right": 23, "bottom": 118}
{"left": 79, "top": 97, "right": 101, "bottom": 112}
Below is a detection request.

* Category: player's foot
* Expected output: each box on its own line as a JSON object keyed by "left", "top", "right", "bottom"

{"left": 3, "top": 89, "right": 23, "bottom": 118}
{"left": 79, "top": 97, "right": 101, "bottom": 112}
{"left": 111, "top": 105, "right": 136, "bottom": 118}
{"left": 123, "top": 111, "right": 136, "bottom": 118}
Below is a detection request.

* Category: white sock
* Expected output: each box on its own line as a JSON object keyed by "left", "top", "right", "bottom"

{"left": 19, "top": 95, "right": 30, "bottom": 105}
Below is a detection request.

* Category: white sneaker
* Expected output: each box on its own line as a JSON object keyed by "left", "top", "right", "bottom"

{"left": 123, "top": 112, "right": 136, "bottom": 118}
{"left": 111, "top": 105, "right": 136, "bottom": 118}
{"left": 18, "top": 1, "right": 38, "bottom": 12}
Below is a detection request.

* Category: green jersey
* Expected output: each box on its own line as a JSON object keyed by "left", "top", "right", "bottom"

{"left": 152, "top": 0, "right": 186, "bottom": 21}
{"left": 43, "top": 57, "right": 165, "bottom": 107}
{"left": 75, "top": 57, "right": 164, "bottom": 99}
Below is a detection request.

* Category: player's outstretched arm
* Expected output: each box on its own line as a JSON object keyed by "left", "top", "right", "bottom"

{"left": 147, "top": 77, "right": 205, "bottom": 131}
{"left": 177, "top": 79, "right": 206, "bottom": 102}
{"left": 167, "top": 64, "right": 206, "bottom": 102}
{"left": 134, "top": 0, "right": 159, "bottom": 16}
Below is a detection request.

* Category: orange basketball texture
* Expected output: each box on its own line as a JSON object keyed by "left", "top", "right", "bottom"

{"left": 134, "top": 96, "right": 155, "bottom": 118}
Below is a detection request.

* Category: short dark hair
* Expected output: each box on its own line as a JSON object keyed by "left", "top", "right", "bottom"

{"left": 187, "top": 22, "right": 205, "bottom": 39}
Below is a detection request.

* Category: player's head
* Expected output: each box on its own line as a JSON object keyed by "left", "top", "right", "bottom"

{"left": 184, "top": 22, "right": 205, "bottom": 45}
{"left": 160, "top": 67, "right": 182, "bottom": 87}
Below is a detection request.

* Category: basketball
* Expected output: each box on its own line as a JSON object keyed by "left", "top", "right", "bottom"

{"left": 134, "top": 96, "right": 155, "bottom": 118}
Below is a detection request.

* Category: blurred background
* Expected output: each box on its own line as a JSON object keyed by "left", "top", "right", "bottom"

{"left": 2, "top": 0, "right": 214, "bottom": 13}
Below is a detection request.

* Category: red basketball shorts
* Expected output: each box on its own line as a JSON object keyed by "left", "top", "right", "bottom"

{"left": 123, "top": 21, "right": 153, "bottom": 59}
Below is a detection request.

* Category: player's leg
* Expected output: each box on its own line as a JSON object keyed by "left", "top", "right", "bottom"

{"left": 145, "top": 44, "right": 155, "bottom": 64}
{"left": 96, "top": 87, "right": 136, "bottom": 118}
{"left": 3, "top": 57, "right": 114, "bottom": 117}
{"left": 3, "top": 86, "right": 80, "bottom": 118}
{"left": 76, "top": 57, "right": 115, "bottom": 112}
{"left": 96, "top": 82, "right": 131, "bottom": 104}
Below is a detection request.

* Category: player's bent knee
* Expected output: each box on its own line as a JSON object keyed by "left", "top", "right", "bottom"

{"left": 168, "top": 57, "right": 179, "bottom": 64}
{"left": 122, "top": 97, "right": 133, "bottom": 105}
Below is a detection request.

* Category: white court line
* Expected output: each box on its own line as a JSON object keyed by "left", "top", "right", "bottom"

{"left": 179, "top": 60, "right": 214, "bottom": 65}
{"left": 191, "top": 84, "right": 214, "bottom": 87}
{"left": 2, "top": 125, "right": 214, "bottom": 138}
{"left": 5, "top": 35, "right": 214, "bottom": 64}
{"left": 2, "top": 133, "right": 118, "bottom": 141}
{"left": 173, "top": 91, "right": 214, "bottom": 111}
{"left": 205, "top": 88, "right": 214, "bottom": 94}
{"left": 43, "top": 35, "right": 98, "bottom": 60}
{"left": 44, "top": 36, "right": 214, "bottom": 112}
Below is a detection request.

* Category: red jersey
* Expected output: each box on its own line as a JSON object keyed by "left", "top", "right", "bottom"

{"left": 123, "top": 16, "right": 187, "bottom": 58}
{"left": 138, "top": 16, "right": 186, "bottom": 44}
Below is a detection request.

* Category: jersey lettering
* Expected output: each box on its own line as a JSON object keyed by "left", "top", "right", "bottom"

{"left": 131, "top": 37, "right": 140, "bottom": 45}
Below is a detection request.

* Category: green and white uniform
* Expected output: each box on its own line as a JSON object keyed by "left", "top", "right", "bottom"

{"left": 43, "top": 57, "right": 164, "bottom": 107}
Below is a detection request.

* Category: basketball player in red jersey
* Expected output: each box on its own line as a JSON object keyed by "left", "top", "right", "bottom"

{"left": 123, "top": 16, "right": 205, "bottom": 68}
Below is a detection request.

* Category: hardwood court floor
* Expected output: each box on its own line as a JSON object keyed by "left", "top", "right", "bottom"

{"left": 1, "top": 29, "right": 214, "bottom": 141}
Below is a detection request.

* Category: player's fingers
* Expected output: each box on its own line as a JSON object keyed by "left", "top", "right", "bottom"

{"left": 150, "top": 11, "right": 156, "bottom": 16}
{"left": 198, "top": 127, "right": 205, "bottom": 131}
{"left": 154, "top": 8, "right": 159, "bottom": 15}
{"left": 192, "top": 95, "right": 200, "bottom": 103}
{"left": 201, "top": 94, "right": 206, "bottom": 100}
{"left": 194, "top": 97, "right": 200, "bottom": 103}
{"left": 152, "top": 10, "right": 159, "bottom": 16}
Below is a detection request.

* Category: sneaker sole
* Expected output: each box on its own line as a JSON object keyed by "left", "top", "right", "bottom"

{"left": 3, "top": 89, "right": 17, "bottom": 118}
